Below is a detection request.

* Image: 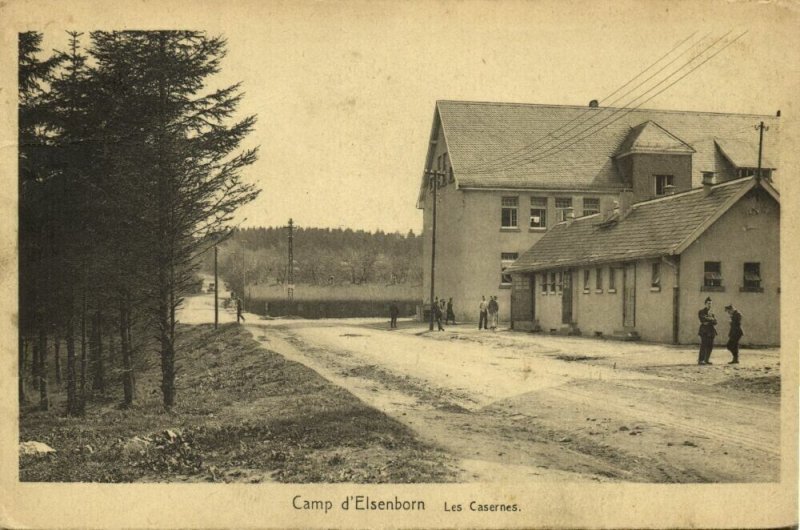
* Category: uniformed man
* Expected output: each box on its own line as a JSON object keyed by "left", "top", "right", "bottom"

{"left": 724, "top": 304, "right": 743, "bottom": 364}
{"left": 697, "top": 297, "right": 717, "bottom": 365}
{"left": 236, "top": 297, "right": 245, "bottom": 324}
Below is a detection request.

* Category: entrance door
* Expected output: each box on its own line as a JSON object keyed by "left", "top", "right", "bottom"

{"left": 561, "top": 270, "right": 573, "bottom": 324}
{"left": 623, "top": 263, "right": 636, "bottom": 327}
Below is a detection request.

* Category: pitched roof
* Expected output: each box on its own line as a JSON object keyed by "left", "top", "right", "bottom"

{"left": 431, "top": 100, "right": 778, "bottom": 191}
{"left": 615, "top": 120, "right": 695, "bottom": 157}
{"left": 506, "top": 177, "right": 779, "bottom": 273}
{"left": 715, "top": 137, "right": 776, "bottom": 169}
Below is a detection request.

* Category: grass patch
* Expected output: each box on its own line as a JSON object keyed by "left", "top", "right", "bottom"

{"left": 19, "top": 323, "right": 458, "bottom": 483}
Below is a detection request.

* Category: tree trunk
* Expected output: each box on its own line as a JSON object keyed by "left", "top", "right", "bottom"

{"left": 120, "top": 303, "right": 134, "bottom": 406}
{"left": 79, "top": 293, "right": 87, "bottom": 413}
{"left": 91, "top": 310, "right": 105, "bottom": 392}
{"left": 31, "top": 340, "right": 40, "bottom": 390}
{"left": 54, "top": 336, "right": 62, "bottom": 386}
{"left": 65, "top": 309, "right": 77, "bottom": 416}
{"left": 38, "top": 318, "right": 48, "bottom": 411}
{"left": 19, "top": 336, "right": 27, "bottom": 405}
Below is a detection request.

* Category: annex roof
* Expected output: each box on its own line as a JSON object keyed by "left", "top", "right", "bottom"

{"left": 715, "top": 137, "right": 776, "bottom": 169}
{"left": 423, "top": 100, "right": 778, "bottom": 194}
{"left": 506, "top": 176, "right": 779, "bottom": 273}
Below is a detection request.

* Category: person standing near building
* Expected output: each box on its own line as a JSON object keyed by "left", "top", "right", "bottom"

{"left": 434, "top": 298, "right": 445, "bottom": 331}
{"left": 697, "top": 297, "right": 717, "bottom": 365}
{"left": 389, "top": 303, "right": 399, "bottom": 329}
{"left": 478, "top": 296, "right": 488, "bottom": 330}
{"left": 446, "top": 298, "right": 456, "bottom": 325}
{"left": 724, "top": 304, "right": 743, "bottom": 364}
{"left": 488, "top": 295, "right": 499, "bottom": 332}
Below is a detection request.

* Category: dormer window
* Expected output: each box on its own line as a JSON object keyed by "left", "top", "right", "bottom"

{"left": 737, "top": 167, "right": 772, "bottom": 180}
{"left": 654, "top": 175, "right": 674, "bottom": 196}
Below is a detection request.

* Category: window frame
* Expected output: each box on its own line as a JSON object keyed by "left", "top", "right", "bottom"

{"left": 530, "top": 197, "right": 548, "bottom": 230}
{"left": 555, "top": 197, "right": 573, "bottom": 222}
{"left": 742, "top": 262, "right": 763, "bottom": 292}
{"left": 608, "top": 266, "right": 616, "bottom": 293}
{"left": 651, "top": 262, "right": 661, "bottom": 291}
{"left": 595, "top": 266, "right": 603, "bottom": 293}
{"left": 501, "top": 196, "right": 519, "bottom": 229}
{"left": 500, "top": 252, "right": 519, "bottom": 286}
{"left": 654, "top": 174, "right": 675, "bottom": 196}
{"left": 583, "top": 269, "right": 590, "bottom": 293}
{"left": 582, "top": 197, "right": 600, "bottom": 217}
{"left": 702, "top": 261, "right": 724, "bottom": 291}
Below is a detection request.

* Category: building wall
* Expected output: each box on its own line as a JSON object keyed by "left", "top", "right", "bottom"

{"left": 419, "top": 122, "right": 621, "bottom": 323}
{"left": 525, "top": 260, "right": 675, "bottom": 342}
{"left": 630, "top": 153, "right": 693, "bottom": 201}
{"left": 678, "top": 187, "right": 780, "bottom": 345}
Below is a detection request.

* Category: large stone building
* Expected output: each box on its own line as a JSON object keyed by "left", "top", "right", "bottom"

{"left": 506, "top": 176, "right": 780, "bottom": 346}
{"left": 416, "top": 100, "right": 778, "bottom": 323}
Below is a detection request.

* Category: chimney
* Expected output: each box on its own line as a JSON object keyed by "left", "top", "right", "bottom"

{"left": 565, "top": 207, "right": 576, "bottom": 225}
{"left": 589, "top": 99, "right": 599, "bottom": 108}
{"left": 618, "top": 189, "right": 633, "bottom": 218}
{"left": 600, "top": 199, "right": 614, "bottom": 220}
{"left": 663, "top": 184, "right": 676, "bottom": 196}
{"left": 777, "top": 110, "right": 781, "bottom": 117}
{"left": 702, "top": 171, "right": 715, "bottom": 195}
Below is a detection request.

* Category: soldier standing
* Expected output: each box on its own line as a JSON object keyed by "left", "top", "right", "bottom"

{"left": 724, "top": 304, "right": 743, "bottom": 364}
{"left": 478, "top": 296, "right": 488, "bottom": 330}
{"left": 236, "top": 297, "right": 245, "bottom": 324}
{"left": 697, "top": 297, "right": 717, "bottom": 365}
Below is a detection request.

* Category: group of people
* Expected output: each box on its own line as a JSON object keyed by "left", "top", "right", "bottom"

{"left": 431, "top": 297, "right": 456, "bottom": 331}
{"left": 478, "top": 295, "right": 500, "bottom": 331}
{"left": 697, "top": 297, "right": 743, "bottom": 365}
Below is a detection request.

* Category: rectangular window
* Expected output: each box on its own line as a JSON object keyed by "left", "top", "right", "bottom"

{"left": 501, "top": 196, "right": 519, "bottom": 228}
{"left": 608, "top": 267, "right": 616, "bottom": 291}
{"left": 704, "top": 261, "right": 722, "bottom": 287}
{"left": 583, "top": 269, "right": 590, "bottom": 291}
{"left": 651, "top": 262, "right": 661, "bottom": 289}
{"left": 743, "top": 262, "right": 762, "bottom": 290}
{"left": 655, "top": 175, "right": 674, "bottom": 196}
{"left": 500, "top": 252, "right": 518, "bottom": 285}
{"left": 595, "top": 267, "right": 603, "bottom": 290}
{"left": 555, "top": 197, "right": 573, "bottom": 222}
{"left": 541, "top": 273, "right": 548, "bottom": 294}
{"left": 530, "top": 197, "right": 548, "bottom": 229}
{"left": 583, "top": 198, "right": 600, "bottom": 216}
{"left": 549, "top": 272, "right": 556, "bottom": 293}
{"left": 556, "top": 271, "right": 563, "bottom": 293}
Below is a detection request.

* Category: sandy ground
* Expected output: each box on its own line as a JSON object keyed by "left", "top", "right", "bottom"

{"left": 179, "top": 290, "right": 780, "bottom": 483}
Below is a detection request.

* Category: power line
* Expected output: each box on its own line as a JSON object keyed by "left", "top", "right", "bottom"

{"left": 466, "top": 31, "right": 746, "bottom": 175}
{"left": 506, "top": 31, "right": 750, "bottom": 171}
{"left": 462, "top": 32, "right": 701, "bottom": 173}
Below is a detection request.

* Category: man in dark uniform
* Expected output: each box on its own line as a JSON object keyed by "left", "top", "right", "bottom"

{"left": 389, "top": 303, "right": 399, "bottom": 329}
{"left": 724, "top": 304, "right": 743, "bottom": 364}
{"left": 697, "top": 297, "right": 717, "bottom": 365}
{"left": 446, "top": 298, "right": 456, "bottom": 325}
{"left": 236, "top": 297, "right": 245, "bottom": 324}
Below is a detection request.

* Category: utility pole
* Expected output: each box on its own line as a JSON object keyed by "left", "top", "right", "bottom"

{"left": 425, "top": 169, "right": 441, "bottom": 331}
{"left": 755, "top": 121, "right": 769, "bottom": 181}
{"left": 287, "top": 218, "right": 294, "bottom": 301}
{"left": 214, "top": 245, "right": 219, "bottom": 329}
{"left": 241, "top": 252, "right": 246, "bottom": 312}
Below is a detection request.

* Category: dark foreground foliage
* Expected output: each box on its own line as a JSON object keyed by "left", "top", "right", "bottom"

{"left": 19, "top": 324, "right": 458, "bottom": 483}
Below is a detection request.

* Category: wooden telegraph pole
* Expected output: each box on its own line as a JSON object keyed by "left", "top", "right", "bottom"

{"left": 755, "top": 121, "right": 768, "bottom": 181}
{"left": 425, "top": 169, "right": 442, "bottom": 331}
{"left": 287, "top": 218, "right": 294, "bottom": 301}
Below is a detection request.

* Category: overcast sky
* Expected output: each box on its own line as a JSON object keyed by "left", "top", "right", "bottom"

{"left": 27, "top": 1, "right": 800, "bottom": 234}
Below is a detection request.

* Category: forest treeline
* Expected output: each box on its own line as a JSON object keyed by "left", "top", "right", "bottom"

{"left": 19, "top": 31, "right": 259, "bottom": 414}
{"left": 206, "top": 227, "right": 423, "bottom": 295}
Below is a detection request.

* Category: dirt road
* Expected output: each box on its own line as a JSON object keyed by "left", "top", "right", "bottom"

{"left": 181, "top": 292, "right": 780, "bottom": 483}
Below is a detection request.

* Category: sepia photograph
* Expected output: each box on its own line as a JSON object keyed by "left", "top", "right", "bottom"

{"left": 2, "top": 0, "right": 798, "bottom": 528}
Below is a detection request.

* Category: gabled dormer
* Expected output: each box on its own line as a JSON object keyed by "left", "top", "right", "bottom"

{"left": 615, "top": 121, "right": 695, "bottom": 202}
{"left": 714, "top": 137, "right": 776, "bottom": 183}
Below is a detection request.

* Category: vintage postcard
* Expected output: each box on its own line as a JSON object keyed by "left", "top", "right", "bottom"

{"left": 1, "top": 0, "right": 798, "bottom": 528}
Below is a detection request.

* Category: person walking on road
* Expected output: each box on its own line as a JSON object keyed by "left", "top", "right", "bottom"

{"left": 697, "top": 297, "right": 717, "bottom": 365}
{"left": 446, "top": 298, "right": 456, "bottom": 325}
{"left": 724, "top": 304, "right": 743, "bottom": 364}
{"left": 236, "top": 297, "right": 245, "bottom": 324}
{"left": 478, "top": 296, "right": 488, "bottom": 330}
{"left": 389, "top": 303, "right": 399, "bottom": 329}
{"left": 487, "top": 295, "right": 499, "bottom": 332}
